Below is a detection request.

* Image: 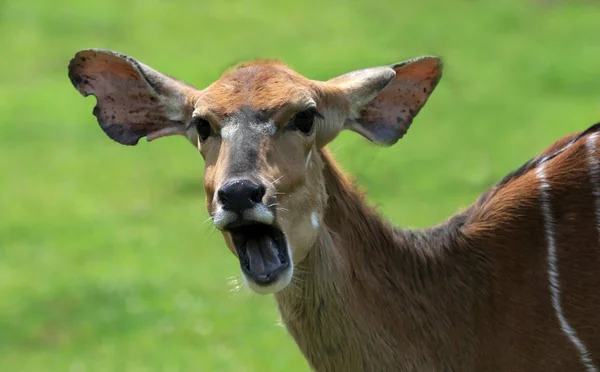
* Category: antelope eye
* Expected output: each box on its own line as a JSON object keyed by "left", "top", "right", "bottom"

{"left": 291, "top": 109, "right": 319, "bottom": 135}
{"left": 194, "top": 118, "right": 212, "bottom": 142}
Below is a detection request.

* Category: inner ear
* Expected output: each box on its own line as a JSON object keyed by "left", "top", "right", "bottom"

{"left": 68, "top": 49, "right": 201, "bottom": 145}
{"left": 329, "top": 56, "right": 443, "bottom": 146}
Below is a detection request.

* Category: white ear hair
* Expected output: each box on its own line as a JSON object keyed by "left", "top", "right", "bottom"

{"left": 325, "top": 56, "right": 443, "bottom": 146}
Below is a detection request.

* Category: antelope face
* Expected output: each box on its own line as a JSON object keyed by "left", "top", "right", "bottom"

{"left": 68, "top": 50, "right": 442, "bottom": 294}
{"left": 193, "top": 62, "right": 326, "bottom": 294}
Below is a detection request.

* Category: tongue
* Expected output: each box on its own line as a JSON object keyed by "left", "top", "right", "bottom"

{"left": 245, "top": 234, "right": 283, "bottom": 276}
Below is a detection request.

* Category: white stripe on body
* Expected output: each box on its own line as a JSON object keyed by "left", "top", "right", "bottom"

{"left": 586, "top": 133, "right": 600, "bottom": 241}
{"left": 536, "top": 163, "right": 598, "bottom": 372}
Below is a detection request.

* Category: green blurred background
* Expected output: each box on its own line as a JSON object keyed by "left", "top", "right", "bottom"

{"left": 1, "top": 0, "right": 599, "bottom": 370}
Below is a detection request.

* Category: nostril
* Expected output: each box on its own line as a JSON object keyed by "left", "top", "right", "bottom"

{"left": 251, "top": 184, "right": 266, "bottom": 203}
{"left": 217, "top": 188, "right": 228, "bottom": 203}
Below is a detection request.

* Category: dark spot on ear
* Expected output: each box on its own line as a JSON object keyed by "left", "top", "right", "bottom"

{"left": 423, "top": 87, "right": 427, "bottom": 93}
{"left": 111, "top": 114, "right": 116, "bottom": 120}
{"left": 102, "top": 124, "right": 145, "bottom": 146}
{"left": 149, "top": 96, "right": 158, "bottom": 103}
{"left": 70, "top": 74, "right": 83, "bottom": 86}
{"left": 83, "top": 79, "right": 89, "bottom": 85}
{"left": 80, "top": 57, "right": 87, "bottom": 62}
{"left": 90, "top": 105, "right": 145, "bottom": 146}
{"left": 396, "top": 116, "right": 403, "bottom": 124}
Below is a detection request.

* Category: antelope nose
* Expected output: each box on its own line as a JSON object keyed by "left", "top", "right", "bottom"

{"left": 217, "top": 179, "right": 266, "bottom": 212}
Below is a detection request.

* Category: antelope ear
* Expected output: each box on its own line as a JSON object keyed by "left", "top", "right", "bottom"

{"left": 68, "top": 49, "right": 200, "bottom": 145}
{"left": 329, "top": 56, "right": 443, "bottom": 146}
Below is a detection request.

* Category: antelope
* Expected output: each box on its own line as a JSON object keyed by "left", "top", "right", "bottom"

{"left": 68, "top": 48, "right": 600, "bottom": 372}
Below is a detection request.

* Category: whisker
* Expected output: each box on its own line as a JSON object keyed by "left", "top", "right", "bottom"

{"left": 208, "top": 225, "right": 218, "bottom": 237}
{"left": 330, "top": 144, "right": 346, "bottom": 154}
{"left": 266, "top": 202, "right": 290, "bottom": 214}
{"left": 267, "top": 175, "right": 285, "bottom": 186}
{"left": 203, "top": 222, "right": 216, "bottom": 234}
{"left": 227, "top": 276, "right": 247, "bottom": 295}
{"left": 244, "top": 291, "right": 258, "bottom": 305}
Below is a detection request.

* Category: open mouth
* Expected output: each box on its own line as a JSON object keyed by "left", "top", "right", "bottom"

{"left": 228, "top": 223, "right": 290, "bottom": 286}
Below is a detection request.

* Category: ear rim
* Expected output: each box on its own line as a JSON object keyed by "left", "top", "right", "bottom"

{"left": 391, "top": 55, "right": 443, "bottom": 74}
{"left": 68, "top": 49, "right": 199, "bottom": 146}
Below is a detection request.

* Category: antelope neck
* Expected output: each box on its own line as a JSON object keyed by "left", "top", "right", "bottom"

{"left": 274, "top": 149, "right": 486, "bottom": 371}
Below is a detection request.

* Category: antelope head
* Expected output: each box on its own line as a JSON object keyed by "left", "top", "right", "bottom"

{"left": 68, "top": 49, "right": 442, "bottom": 294}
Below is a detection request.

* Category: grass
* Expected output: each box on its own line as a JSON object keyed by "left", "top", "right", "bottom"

{"left": 1, "top": 0, "right": 599, "bottom": 370}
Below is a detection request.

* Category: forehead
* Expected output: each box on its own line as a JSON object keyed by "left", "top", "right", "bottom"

{"left": 197, "top": 60, "right": 315, "bottom": 120}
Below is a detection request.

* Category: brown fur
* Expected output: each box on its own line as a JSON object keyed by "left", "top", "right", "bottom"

{"left": 68, "top": 49, "right": 599, "bottom": 371}
{"left": 198, "top": 60, "right": 316, "bottom": 121}
{"left": 274, "top": 131, "right": 600, "bottom": 371}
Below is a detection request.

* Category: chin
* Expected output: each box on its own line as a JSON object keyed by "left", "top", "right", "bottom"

{"left": 242, "top": 261, "right": 294, "bottom": 294}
